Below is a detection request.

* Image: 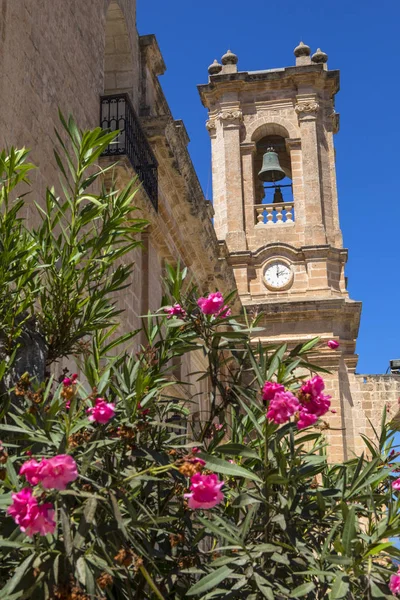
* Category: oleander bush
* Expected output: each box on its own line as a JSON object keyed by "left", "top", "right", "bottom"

{"left": 0, "top": 118, "right": 400, "bottom": 600}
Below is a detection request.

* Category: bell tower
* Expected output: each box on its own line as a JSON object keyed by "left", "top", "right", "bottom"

{"left": 198, "top": 43, "right": 361, "bottom": 369}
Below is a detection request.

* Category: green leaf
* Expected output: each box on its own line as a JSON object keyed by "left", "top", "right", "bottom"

{"left": 186, "top": 566, "right": 234, "bottom": 596}
{"left": 74, "top": 497, "right": 98, "bottom": 549}
{"left": 217, "top": 443, "right": 260, "bottom": 460}
{"left": 254, "top": 573, "right": 274, "bottom": 600}
{"left": 329, "top": 573, "right": 350, "bottom": 599}
{"left": 342, "top": 506, "right": 356, "bottom": 555}
{"left": 199, "top": 453, "right": 262, "bottom": 483}
{"left": 363, "top": 542, "right": 393, "bottom": 558}
{"left": 289, "top": 582, "right": 316, "bottom": 598}
{"left": 0, "top": 554, "right": 35, "bottom": 599}
{"left": 197, "top": 515, "right": 243, "bottom": 547}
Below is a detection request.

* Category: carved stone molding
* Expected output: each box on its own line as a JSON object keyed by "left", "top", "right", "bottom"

{"left": 218, "top": 109, "right": 243, "bottom": 123}
{"left": 295, "top": 101, "right": 319, "bottom": 119}
{"left": 205, "top": 119, "right": 217, "bottom": 135}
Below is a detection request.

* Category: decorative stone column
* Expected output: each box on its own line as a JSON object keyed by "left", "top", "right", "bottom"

{"left": 218, "top": 108, "right": 247, "bottom": 251}
{"left": 295, "top": 96, "right": 327, "bottom": 245}
{"left": 240, "top": 142, "right": 256, "bottom": 235}
{"left": 285, "top": 138, "right": 305, "bottom": 236}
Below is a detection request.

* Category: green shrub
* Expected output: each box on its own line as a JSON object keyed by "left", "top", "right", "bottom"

{"left": 0, "top": 119, "right": 399, "bottom": 600}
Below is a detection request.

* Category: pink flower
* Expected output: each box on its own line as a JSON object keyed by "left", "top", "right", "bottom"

{"left": 7, "top": 488, "right": 56, "bottom": 537}
{"left": 266, "top": 391, "right": 300, "bottom": 425}
{"left": 197, "top": 292, "right": 225, "bottom": 315}
{"left": 297, "top": 409, "right": 318, "bottom": 430}
{"left": 262, "top": 381, "right": 285, "bottom": 403}
{"left": 38, "top": 455, "right": 78, "bottom": 490}
{"left": 301, "top": 375, "right": 325, "bottom": 398}
{"left": 63, "top": 373, "right": 78, "bottom": 386}
{"left": 390, "top": 573, "right": 400, "bottom": 595}
{"left": 19, "top": 459, "right": 42, "bottom": 486}
{"left": 217, "top": 305, "right": 232, "bottom": 318}
{"left": 299, "top": 376, "right": 331, "bottom": 418}
{"left": 189, "top": 457, "right": 206, "bottom": 466}
{"left": 87, "top": 397, "right": 116, "bottom": 424}
{"left": 184, "top": 473, "right": 224, "bottom": 509}
{"left": 24, "top": 503, "right": 56, "bottom": 537}
{"left": 20, "top": 455, "right": 78, "bottom": 490}
{"left": 164, "top": 304, "right": 187, "bottom": 319}
{"left": 392, "top": 478, "right": 400, "bottom": 491}
{"left": 138, "top": 403, "right": 150, "bottom": 417}
{"left": 327, "top": 340, "right": 339, "bottom": 350}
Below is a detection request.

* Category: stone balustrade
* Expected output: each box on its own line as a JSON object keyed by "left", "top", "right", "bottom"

{"left": 254, "top": 202, "right": 295, "bottom": 225}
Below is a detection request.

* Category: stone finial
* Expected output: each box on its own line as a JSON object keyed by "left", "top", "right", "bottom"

{"left": 221, "top": 49, "right": 238, "bottom": 65}
{"left": 311, "top": 48, "right": 328, "bottom": 64}
{"left": 208, "top": 59, "right": 223, "bottom": 75}
{"left": 294, "top": 41, "right": 311, "bottom": 57}
{"left": 294, "top": 41, "right": 312, "bottom": 66}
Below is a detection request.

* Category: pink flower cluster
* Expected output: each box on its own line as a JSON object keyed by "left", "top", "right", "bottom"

{"left": 185, "top": 473, "right": 224, "bottom": 509}
{"left": 8, "top": 454, "right": 78, "bottom": 537}
{"left": 390, "top": 570, "right": 400, "bottom": 595}
{"left": 20, "top": 454, "right": 78, "bottom": 490}
{"left": 63, "top": 373, "right": 78, "bottom": 387}
{"left": 164, "top": 303, "right": 187, "bottom": 319}
{"left": 263, "top": 375, "right": 331, "bottom": 430}
{"left": 87, "top": 397, "right": 116, "bottom": 424}
{"left": 267, "top": 391, "right": 300, "bottom": 425}
{"left": 197, "top": 292, "right": 231, "bottom": 318}
{"left": 392, "top": 477, "right": 400, "bottom": 491}
{"left": 7, "top": 488, "right": 55, "bottom": 537}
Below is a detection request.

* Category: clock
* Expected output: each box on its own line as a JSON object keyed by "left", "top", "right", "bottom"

{"left": 264, "top": 261, "right": 293, "bottom": 290}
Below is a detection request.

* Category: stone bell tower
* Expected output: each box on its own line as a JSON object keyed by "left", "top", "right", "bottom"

{"left": 197, "top": 44, "right": 390, "bottom": 461}
{"left": 198, "top": 44, "right": 361, "bottom": 368}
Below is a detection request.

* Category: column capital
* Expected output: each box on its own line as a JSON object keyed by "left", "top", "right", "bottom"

{"left": 218, "top": 109, "right": 243, "bottom": 128}
{"left": 295, "top": 97, "right": 320, "bottom": 121}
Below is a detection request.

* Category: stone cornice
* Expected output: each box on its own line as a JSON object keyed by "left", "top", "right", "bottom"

{"left": 198, "top": 65, "right": 340, "bottom": 108}
{"left": 226, "top": 243, "right": 348, "bottom": 265}
{"left": 139, "top": 34, "right": 166, "bottom": 77}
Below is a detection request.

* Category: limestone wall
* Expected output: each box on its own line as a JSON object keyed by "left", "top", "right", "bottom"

{"left": 0, "top": 0, "right": 235, "bottom": 409}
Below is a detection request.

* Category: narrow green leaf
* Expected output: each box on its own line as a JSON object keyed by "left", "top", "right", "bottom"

{"left": 199, "top": 453, "right": 262, "bottom": 483}
{"left": 186, "top": 566, "right": 234, "bottom": 596}
{"left": 289, "top": 582, "right": 316, "bottom": 598}
{"left": 329, "top": 573, "right": 349, "bottom": 599}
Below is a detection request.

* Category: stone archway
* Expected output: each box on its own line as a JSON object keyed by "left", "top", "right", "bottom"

{"left": 104, "top": 1, "right": 135, "bottom": 96}
{"left": 247, "top": 117, "right": 299, "bottom": 143}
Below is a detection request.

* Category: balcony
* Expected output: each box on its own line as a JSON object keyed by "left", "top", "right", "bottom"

{"left": 100, "top": 94, "right": 158, "bottom": 211}
{"left": 255, "top": 202, "right": 295, "bottom": 225}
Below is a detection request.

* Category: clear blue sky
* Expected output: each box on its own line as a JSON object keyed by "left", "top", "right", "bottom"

{"left": 137, "top": 0, "right": 399, "bottom": 375}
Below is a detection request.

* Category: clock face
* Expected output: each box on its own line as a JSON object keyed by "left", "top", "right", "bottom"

{"left": 264, "top": 261, "right": 293, "bottom": 290}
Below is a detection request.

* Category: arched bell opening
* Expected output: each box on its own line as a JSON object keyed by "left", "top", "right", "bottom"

{"left": 253, "top": 134, "right": 295, "bottom": 225}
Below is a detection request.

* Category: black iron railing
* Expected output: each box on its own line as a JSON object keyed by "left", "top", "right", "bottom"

{"left": 100, "top": 94, "right": 158, "bottom": 211}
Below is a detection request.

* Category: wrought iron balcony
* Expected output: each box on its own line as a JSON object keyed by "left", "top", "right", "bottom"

{"left": 100, "top": 94, "right": 158, "bottom": 211}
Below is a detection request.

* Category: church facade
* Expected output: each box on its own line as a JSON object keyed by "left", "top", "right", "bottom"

{"left": 0, "top": 0, "right": 399, "bottom": 459}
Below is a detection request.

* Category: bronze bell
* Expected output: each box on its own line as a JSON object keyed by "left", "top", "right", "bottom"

{"left": 258, "top": 147, "right": 286, "bottom": 183}
{"left": 273, "top": 186, "right": 284, "bottom": 204}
